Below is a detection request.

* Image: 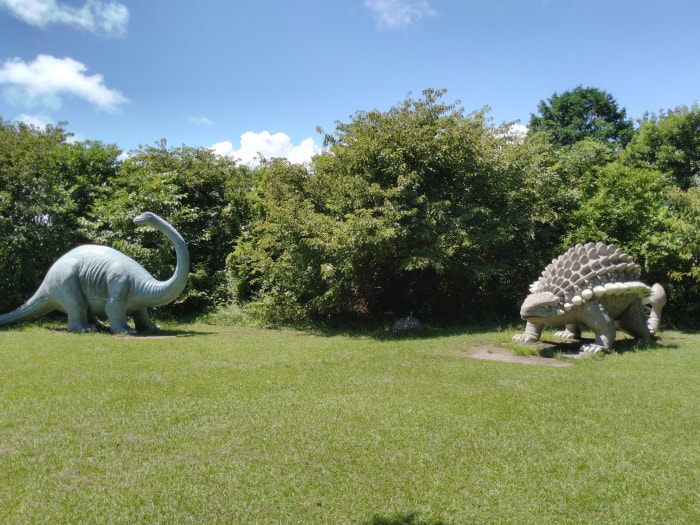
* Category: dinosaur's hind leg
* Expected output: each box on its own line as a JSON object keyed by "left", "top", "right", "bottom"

{"left": 55, "top": 285, "right": 94, "bottom": 333}
{"left": 45, "top": 262, "right": 95, "bottom": 333}
{"left": 578, "top": 301, "right": 615, "bottom": 355}
{"left": 133, "top": 308, "right": 160, "bottom": 333}
{"left": 619, "top": 299, "right": 652, "bottom": 341}
{"left": 554, "top": 324, "right": 581, "bottom": 342}
{"left": 105, "top": 298, "right": 136, "bottom": 335}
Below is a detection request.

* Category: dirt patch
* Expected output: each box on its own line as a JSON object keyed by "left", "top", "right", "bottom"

{"left": 466, "top": 345, "right": 576, "bottom": 367}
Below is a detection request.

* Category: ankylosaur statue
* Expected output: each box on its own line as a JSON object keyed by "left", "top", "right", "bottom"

{"left": 512, "top": 242, "right": 666, "bottom": 355}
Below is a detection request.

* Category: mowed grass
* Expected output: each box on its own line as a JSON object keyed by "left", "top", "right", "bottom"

{"left": 1, "top": 323, "right": 699, "bottom": 524}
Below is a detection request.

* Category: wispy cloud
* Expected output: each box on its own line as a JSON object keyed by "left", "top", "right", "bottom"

{"left": 0, "top": 0, "right": 129, "bottom": 36}
{"left": 0, "top": 55, "right": 128, "bottom": 111}
{"left": 364, "top": 0, "right": 436, "bottom": 30}
{"left": 212, "top": 131, "right": 320, "bottom": 166}
{"left": 190, "top": 116, "right": 214, "bottom": 126}
{"left": 16, "top": 113, "right": 52, "bottom": 129}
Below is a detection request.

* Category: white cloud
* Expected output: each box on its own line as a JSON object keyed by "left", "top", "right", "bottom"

{"left": 364, "top": 0, "right": 436, "bottom": 29}
{"left": 190, "top": 115, "right": 214, "bottom": 126}
{"left": 16, "top": 113, "right": 52, "bottom": 128}
{"left": 0, "top": 0, "right": 129, "bottom": 36}
{"left": 0, "top": 54, "right": 128, "bottom": 111}
{"left": 510, "top": 123, "right": 528, "bottom": 136}
{"left": 212, "top": 131, "right": 320, "bottom": 166}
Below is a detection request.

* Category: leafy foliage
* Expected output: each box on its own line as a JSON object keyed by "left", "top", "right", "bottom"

{"left": 529, "top": 85, "right": 634, "bottom": 147}
{"left": 626, "top": 104, "right": 700, "bottom": 189}
{"left": 562, "top": 159, "right": 674, "bottom": 279}
{"left": 230, "top": 89, "right": 547, "bottom": 323}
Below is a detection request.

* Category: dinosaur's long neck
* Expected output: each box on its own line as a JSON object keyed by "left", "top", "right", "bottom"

{"left": 143, "top": 217, "right": 190, "bottom": 306}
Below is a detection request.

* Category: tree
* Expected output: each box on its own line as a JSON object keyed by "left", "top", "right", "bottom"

{"left": 660, "top": 186, "right": 700, "bottom": 320}
{"left": 625, "top": 104, "right": 700, "bottom": 190}
{"left": 227, "top": 158, "right": 342, "bottom": 323}
{"left": 229, "top": 89, "right": 544, "bottom": 323}
{"left": 562, "top": 159, "right": 673, "bottom": 270}
{"left": 529, "top": 85, "right": 634, "bottom": 147}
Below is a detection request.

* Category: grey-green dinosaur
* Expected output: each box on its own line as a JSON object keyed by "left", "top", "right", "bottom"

{"left": 0, "top": 212, "right": 189, "bottom": 334}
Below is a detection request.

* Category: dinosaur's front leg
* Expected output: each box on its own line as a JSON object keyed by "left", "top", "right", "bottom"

{"left": 512, "top": 321, "right": 544, "bottom": 344}
{"left": 578, "top": 302, "right": 615, "bottom": 355}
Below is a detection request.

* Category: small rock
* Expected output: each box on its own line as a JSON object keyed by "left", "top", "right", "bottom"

{"left": 391, "top": 316, "right": 422, "bottom": 335}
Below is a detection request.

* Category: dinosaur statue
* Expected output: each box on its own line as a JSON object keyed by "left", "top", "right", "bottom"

{"left": 0, "top": 212, "right": 189, "bottom": 334}
{"left": 512, "top": 242, "right": 667, "bottom": 355}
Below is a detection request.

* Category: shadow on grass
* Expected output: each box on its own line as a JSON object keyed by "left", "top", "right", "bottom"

{"left": 675, "top": 327, "right": 700, "bottom": 335}
{"left": 1, "top": 320, "right": 215, "bottom": 338}
{"left": 307, "top": 320, "right": 517, "bottom": 342}
{"left": 364, "top": 512, "right": 448, "bottom": 525}
{"left": 129, "top": 328, "right": 216, "bottom": 338}
{"left": 536, "top": 335, "right": 677, "bottom": 357}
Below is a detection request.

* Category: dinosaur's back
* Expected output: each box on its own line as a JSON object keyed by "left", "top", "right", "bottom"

{"left": 43, "top": 245, "right": 155, "bottom": 313}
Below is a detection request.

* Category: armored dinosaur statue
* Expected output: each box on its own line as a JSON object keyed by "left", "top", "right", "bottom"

{"left": 0, "top": 212, "right": 189, "bottom": 334}
{"left": 512, "top": 242, "right": 666, "bottom": 355}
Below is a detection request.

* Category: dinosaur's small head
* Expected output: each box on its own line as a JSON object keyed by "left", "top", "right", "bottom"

{"left": 519, "top": 291, "right": 562, "bottom": 321}
{"left": 134, "top": 211, "right": 159, "bottom": 226}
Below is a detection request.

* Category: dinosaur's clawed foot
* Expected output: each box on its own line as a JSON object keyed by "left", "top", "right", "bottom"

{"left": 553, "top": 330, "right": 580, "bottom": 342}
{"left": 512, "top": 333, "right": 539, "bottom": 344}
{"left": 93, "top": 319, "right": 111, "bottom": 332}
{"left": 579, "top": 343, "right": 609, "bottom": 356}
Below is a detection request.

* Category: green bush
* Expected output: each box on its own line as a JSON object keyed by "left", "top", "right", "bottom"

{"left": 229, "top": 90, "right": 551, "bottom": 323}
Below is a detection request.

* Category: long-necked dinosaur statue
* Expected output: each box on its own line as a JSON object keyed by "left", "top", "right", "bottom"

{"left": 0, "top": 212, "right": 189, "bottom": 334}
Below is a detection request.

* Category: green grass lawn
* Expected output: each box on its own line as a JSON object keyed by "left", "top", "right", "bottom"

{"left": 1, "top": 322, "right": 699, "bottom": 524}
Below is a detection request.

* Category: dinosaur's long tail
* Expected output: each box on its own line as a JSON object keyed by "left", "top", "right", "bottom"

{"left": 0, "top": 291, "right": 55, "bottom": 328}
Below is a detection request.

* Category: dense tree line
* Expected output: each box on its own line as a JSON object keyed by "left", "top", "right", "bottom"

{"left": 2, "top": 88, "right": 700, "bottom": 326}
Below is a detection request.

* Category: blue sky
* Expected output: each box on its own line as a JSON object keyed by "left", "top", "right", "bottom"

{"left": 1, "top": 0, "right": 699, "bottom": 164}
